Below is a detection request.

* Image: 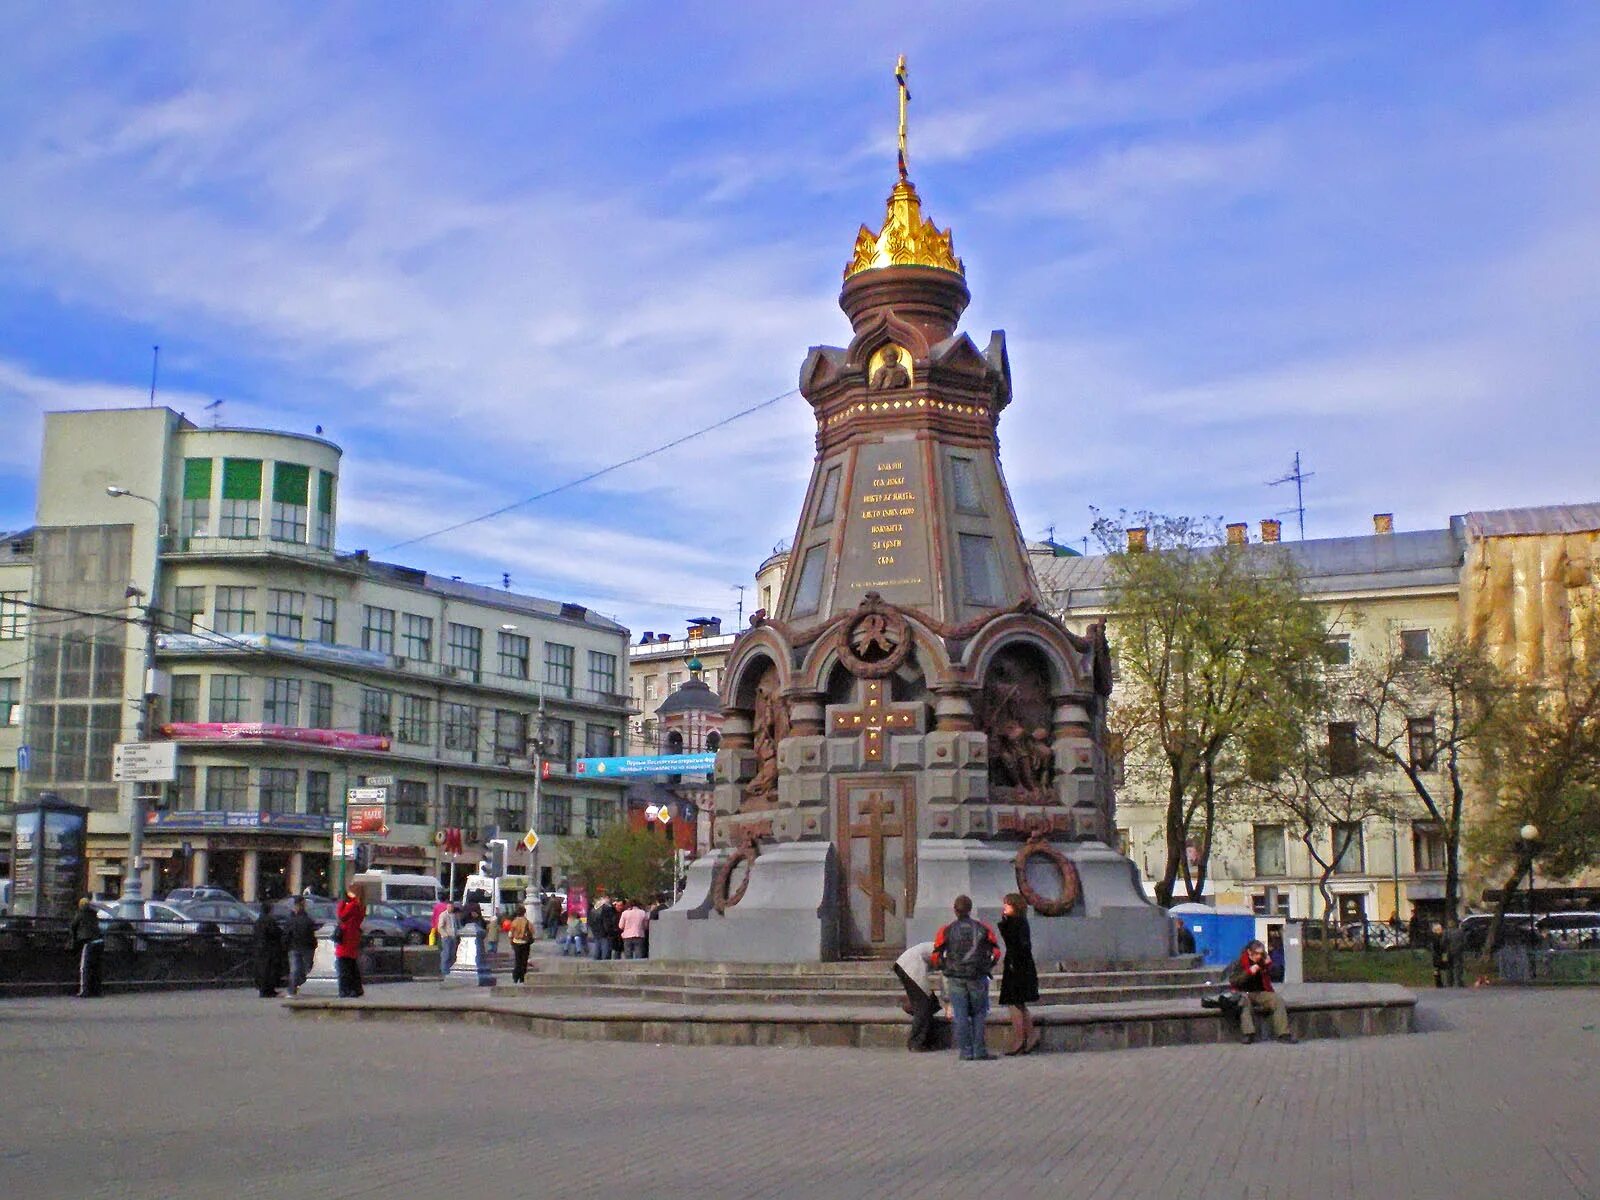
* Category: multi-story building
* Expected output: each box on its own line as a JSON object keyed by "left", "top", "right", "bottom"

{"left": 2, "top": 407, "right": 630, "bottom": 901}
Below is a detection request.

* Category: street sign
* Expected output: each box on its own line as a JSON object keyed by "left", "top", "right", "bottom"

{"left": 332, "top": 821, "right": 355, "bottom": 861}
{"left": 345, "top": 786, "right": 389, "bottom": 803}
{"left": 364, "top": 775, "right": 395, "bottom": 788}
{"left": 645, "top": 804, "right": 674, "bottom": 825}
{"left": 16, "top": 745, "right": 29, "bottom": 772}
{"left": 522, "top": 830, "right": 540, "bottom": 852}
{"left": 113, "top": 741, "right": 178, "bottom": 783}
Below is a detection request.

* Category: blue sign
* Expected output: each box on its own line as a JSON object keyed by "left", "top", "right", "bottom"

{"left": 575, "top": 753, "right": 716, "bottom": 778}
{"left": 145, "top": 810, "right": 334, "bottom": 833}
{"left": 16, "top": 745, "right": 29, "bottom": 772}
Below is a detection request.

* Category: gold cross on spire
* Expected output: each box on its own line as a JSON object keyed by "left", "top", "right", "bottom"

{"left": 896, "top": 55, "right": 910, "bottom": 181}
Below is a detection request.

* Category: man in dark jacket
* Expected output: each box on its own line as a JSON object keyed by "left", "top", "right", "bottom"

{"left": 69, "top": 897, "right": 104, "bottom": 998}
{"left": 253, "top": 900, "right": 285, "bottom": 998}
{"left": 589, "top": 895, "right": 616, "bottom": 962}
{"left": 285, "top": 896, "right": 319, "bottom": 996}
{"left": 1231, "top": 940, "right": 1296, "bottom": 1044}
{"left": 931, "top": 895, "right": 1002, "bottom": 1061}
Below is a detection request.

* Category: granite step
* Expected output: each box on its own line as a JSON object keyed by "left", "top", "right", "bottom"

{"left": 496, "top": 979, "right": 1216, "bottom": 1007}
{"left": 523, "top": 964, "right": 1219, "bottom": 992}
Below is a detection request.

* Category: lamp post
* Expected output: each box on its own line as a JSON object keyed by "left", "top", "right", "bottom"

{"left": 1515, "top": 822, "right": 1542, "bottom": 980}
{"left": 107, "top": 485, "right": 164, "bottom": 918}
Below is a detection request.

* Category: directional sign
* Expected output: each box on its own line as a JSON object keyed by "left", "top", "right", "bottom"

{"left": 113, "top": 741, "right": 178, "bottom": 782}
{"left": 522, "top": 830, "right": 540, "bottom": 852}
{"left": 576, "top": 753, "right": 716, "bottom": 778}
{"left": 345, "top": 786, "right": 389, "bottom": 804}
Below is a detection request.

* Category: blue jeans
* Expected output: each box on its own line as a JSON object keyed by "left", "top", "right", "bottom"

{"left": 593, "top": 937, "right": 613, "bottom": 961}
{"left": 439, "top": 935, "right": 459, "bottom": 975}
{"left": 947, "top": 976, "right": 991, "bottom": 1059}
{"left": 288, "top": 949, "right": 314, "bottom": 994}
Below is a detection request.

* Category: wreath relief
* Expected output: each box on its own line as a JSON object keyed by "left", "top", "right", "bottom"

{"left": 712, "top": 839, "right": 760, "bottom": 914}
{"left": 1013, "top": 832, "right": 1081, "bottom": 917}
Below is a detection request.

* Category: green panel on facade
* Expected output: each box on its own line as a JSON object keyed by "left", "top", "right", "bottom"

{"left": 221, "top": 458, "right": 262, "bottom": 500}
{"left": 272, "top": 462, "right": 310, "bottom": 504}
{"left": 181, "top": 458, "right": 213, "bottom": 500}
{"left": 317, "top": 470, "right": 335, "bottom": 514}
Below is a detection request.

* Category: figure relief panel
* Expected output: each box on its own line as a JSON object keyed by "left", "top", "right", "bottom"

{"left": 976, "top": 643, "right": 1057, "bottom": 805}
{"left": 744, "top": 662, "right": 789, "bottom": 807}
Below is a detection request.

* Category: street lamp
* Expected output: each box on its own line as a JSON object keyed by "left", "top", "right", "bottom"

{"left": 107, "top": 483, "right": 165, "bottom": 918}
{"left": 1515, "top": 822, "right": 1543, "bottom": 979}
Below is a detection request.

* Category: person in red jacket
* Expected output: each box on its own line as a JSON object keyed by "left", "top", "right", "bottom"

{"left": 335, "top": 888, "right": 366, "bottom": 999}
{"left": 1230, "top": 940, "right": 1296, "bottom": 1044}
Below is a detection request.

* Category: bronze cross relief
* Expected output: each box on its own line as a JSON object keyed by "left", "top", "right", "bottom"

{"left": 848, "top": 789, "right": 904, "bottom": 942}
{"left": 831, "top": 679, "right": 917, "bottom": 762}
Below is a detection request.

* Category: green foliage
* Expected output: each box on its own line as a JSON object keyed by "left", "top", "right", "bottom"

{"left": 1304, "top": 949, "right": 1435, "bottom": 988}
{"left": 560, "top": 822, "right": 676, "bottom": 901}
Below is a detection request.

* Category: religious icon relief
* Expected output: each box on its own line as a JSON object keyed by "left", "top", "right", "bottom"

{"left": 744, "top": 665, "right": 790, "bottom": 805}
{"left": 977, "top": 645, "right": 1057, "bottom": 805}
{"left": 869, "top": 345, "right": 912, "bottom": 390}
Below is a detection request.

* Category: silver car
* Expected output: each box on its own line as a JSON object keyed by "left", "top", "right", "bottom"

{"left": 94, "top": 900, "right": 202, "bottom": 940}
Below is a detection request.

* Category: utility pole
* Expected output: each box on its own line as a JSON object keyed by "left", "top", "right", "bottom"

{"left": 1267, "top": 451, "right": 1314, "bottom": 540}
{"left": 529, "top": 688, "right": 547, "bottom": 891}
{"left": 733, "top": 584, "right": 746, "bottom": 628}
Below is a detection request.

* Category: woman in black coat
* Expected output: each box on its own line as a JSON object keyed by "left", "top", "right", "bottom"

{"left": 252, "top": 900, "right": 285, "bottom": 998}
{"left": 998, "top": 892, "right": 1040, "bottom": 1055}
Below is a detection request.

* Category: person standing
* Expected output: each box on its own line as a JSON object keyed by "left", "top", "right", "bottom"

{"left": 931, "top": 895, "right": 1002, "bottom": 1061}
{"left": 436, "top": 903, "right": 460, "bottom": 976}
{"left": 590, "top": 895, "right": 616, "bottom": 961}
{"left": 892, "top": 941, "right": 940, "bottom": 1052}
{"left": 998, "top": 893, "right": 1040, "bottom": 1055}
{"left": 1230, "top": 940, "right": 1296, "bottom": 1044}
{"left": 543, "top": 892, "right": 565, "bottom": 940}
{"left": 335, "top": 888, "right": 366, "bottom": 999}
{"left": 252, "top": 900, "right": 285, "bottom": 998}
{"left": 285, "top": 896, "right": 318, "bottom": 996}
{"left": 509, "top": 904, "right": 535, "bottom": 983}
{"left": 68, "top": 897, "right": 104, "bottom": 998}
{"left": 618, "top": 900, "right": 650, "bottom": 959}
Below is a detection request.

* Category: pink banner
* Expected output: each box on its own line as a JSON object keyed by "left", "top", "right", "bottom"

{"left": 159, "top": 723, "right": 392, "bottom": 752}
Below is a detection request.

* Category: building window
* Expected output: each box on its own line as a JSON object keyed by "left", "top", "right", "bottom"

{"left": 1332, "top": 822, "right": 1364, "bottom": 874}
{"left": 401, "top": 614, "right": 433, "bottom": 662}
{"left": 1407, "top": 716, "right": 1437, "bottom": 770}
{"left": 447, "top": 623, "right": 483, "bottom": 675}
{"left": 1412, "top": 821, "right": 1447, "bottom": 872}
{"left": 266, "top": 589, "right": 304, "bottom": 639}
{"left": 362, "top": 606, "right": 395, "bottom": 655}
{"left": 1253, "top": 824, "right": 1287, "bottom": 877}
{"left": 1400, "top": 628, "right": 1432, "bottom": 662}
{"left": 214, "top": 587, "right": 255, "bottom": 635}
{"left": 585, "top": 723, "right": 618, "bottom": 758}
{"left": 0, "top": 677, "right": 19, "bottom": 726}
{"left": 493, "top": 789, "right": 528, "bottom": 831}
{"left": 259, "top": 767, "right": 297, "bottom": 814}
{"left": 1327, "top": 721, "right": 1360, "bottom": 777}
{"left": 667, "top": 671, "right": 683, "bottom": 693}
{"left": 1252, "top": 892, "right": 1292, "bottom": 917}
{"left": 494, "top": 709, "right": 527, "bottom": 756}
{"left": 307, "top": 682, "right": 333, "bottom": 729}
{"left": 306, "top": 771, "right": 331, "bottom": 816}
{"left": 790, "top": 544, "right": 827, "bottom": 617}
{"left": 498, "top": 631, "right": 531, "bottom": 680}
{"left": 174, "top": 764, "right": 197, "bottom": 811}
{"left": 588, "top": 651, "right": 618, "bottom": 696}
{"left": 171, "top": 586, "right": 205, "bottom": 634}
{"left": 443, "top": 703, "right": 480, "bottom": 755}
{"left": 360, "top": 688, "right": 393, "bottom": 737}
{"left": 394, "top": 779, "right": 429, "bottom": 826}
{"left": 814, "top": 465, "right": 842, "bottom": 525}
{"left": 544, "top": 642, "right": 574, "bottom": 695}
{"left": 950, "top": 456, "right": 984, "bottom": 514}
{"left": 269, "top": 462, "right": 310, "bottom": 543}
{"left": 311, "top": 596, "right": 337, "bottom": 644}
{"left": 538, "top": 794, "right": 571, "bottom": 836}
{"left": 545, "top": 718, "right": 574, "bottom": 771}
{"left": 443, "top": 784, "right": 477, "bottom": 832}
{"left": 585, "top": 798, "right": 619, "bottom": 836}
{"left": 218, "top": 458, "right": 262, "bottom": 538}
{"left": 205, "top": 766, "right": 249, "bottom": 812}
{"left": 181, "top": 457, "right": 212, "bottom": 538}
{"left": 168, "top": 675, "right": 199, "bottom": 722}
{"left": 397, "top": 695, "right": 432, "bottom": 745}
{"left": 959, "top": 533, "right": 1001, "bottom": 606}
{"left": 208, "top": 675, "right": 250, "bottom": 722}
{"left": 643, "top": 676, "right": 658, "bottom": 702}
{"left": 314, "top": 470, "right": 335, "bottom": 551}
{"left": 262, "top": 678, "right": 301, "bottom": 725}
{"left": 0, "top": 592, "right": 27, "bottom": 639}
{"left": 1324, "top": 635, "right": 1352, "bottom": 666}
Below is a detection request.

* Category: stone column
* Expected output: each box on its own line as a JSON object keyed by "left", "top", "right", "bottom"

{"left": 190, "top": 847, "right": 210, "bottom": 887}
{"left": 288, "top": 851, "right": 304, "bottom": 896}
{"left": 241, "top": 849, "right": 260, "bottom": 903}
{"left": 931, "top": 685, "right": 978, "bottom": 732}
{"left": 719, "top": 710, "right": 754, "bottom": 751}
{"left": 783, "top": 690, "right": 826, "bottom": 737}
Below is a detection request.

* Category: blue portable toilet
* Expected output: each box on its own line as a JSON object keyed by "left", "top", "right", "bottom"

{"left": 1169, "top": 902, "right": 1257, "bottom": 967}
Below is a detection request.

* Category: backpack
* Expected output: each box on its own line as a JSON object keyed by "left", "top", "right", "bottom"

{"left": 939, "top": 917, "right": 998, "bottom": 980}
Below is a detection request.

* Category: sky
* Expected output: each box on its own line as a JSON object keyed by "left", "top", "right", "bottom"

{"left": 2, "top": 3, "right": 1597, "bottom": 636}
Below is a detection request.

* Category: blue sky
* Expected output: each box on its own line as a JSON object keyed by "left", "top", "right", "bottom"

{"left": 2, "top": 3, "right": 1597, "bottom": 634}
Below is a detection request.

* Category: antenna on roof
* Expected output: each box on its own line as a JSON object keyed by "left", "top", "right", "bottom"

{"left": 1267, "top": 450, "right": 1314, "bottom": 540}
{"left": 147, "top": 345, "right": 160, "bottom": 408}
{"left": 733, "top": 584, "right": 745, "bottom": 628}
{"left": 502, "top": 572, "right": 511, "bottom": 590}
{"left": 204, "top": 398, "right": 224, "bottom": 428}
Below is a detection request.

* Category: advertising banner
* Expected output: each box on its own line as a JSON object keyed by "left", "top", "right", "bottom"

{"left": 574, "top": 753, "right": 716, "bottom": 778}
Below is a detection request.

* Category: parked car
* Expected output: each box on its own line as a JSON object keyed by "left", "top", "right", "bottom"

{"left": 1342, "top": 921, "right": 1411, "bottom": 950}
{"left": 170, "top": 898, "right": 259, "bottom": 937}
{"left": 368, "top": 900, "right": 431, "bottom": 944}
{"left": 268, "top": 896, "right": 409, "bottom": 947}
{"left": 1458, "top": 913, "right": 1537, "bottom": 953}
{"left": 163, "top": 886, "right": 238, "bottom": 905}
{"left": 93, "top": 900, "right": 202, "bottom": 940}
{"left": 1536, "top": 911, "right": 1600, "bottom": 949}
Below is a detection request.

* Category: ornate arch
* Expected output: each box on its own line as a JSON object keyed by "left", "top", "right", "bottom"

{"left": 722, "top": 628, "right": 793, "bottom": 711}
{"left": 960, "top": 613, "right": 1089, "bottom": 699}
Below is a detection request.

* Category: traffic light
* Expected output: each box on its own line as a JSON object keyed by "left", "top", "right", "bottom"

{"left": 486, "top": 840, "right": 506, "bottom": 878}
{"left": 353, "top": 843, "right": 373, "bottom": 872}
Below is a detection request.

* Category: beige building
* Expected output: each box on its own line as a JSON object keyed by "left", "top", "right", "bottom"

{"left": 1, "top": 407, "right": 630, "bottom": 901}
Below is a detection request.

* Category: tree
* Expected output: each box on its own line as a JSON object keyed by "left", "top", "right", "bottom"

{"left": 560, "top": 821, "right": 676, "bottom": 901}
{"left": 1470, "top": 624, "right": 1600, "bottom": 950}
{"left": 1094, "top": 512, "right": 1330, "bottom": 906}
{"left": 1343, "top": 635, "right": 1507, "bottom": 926}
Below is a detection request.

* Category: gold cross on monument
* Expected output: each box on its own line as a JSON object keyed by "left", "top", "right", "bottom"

{"left": 831, "top": 679, "right": 918, "bottom": 762}
{"left": 896, "top": 54, "right": 910, "bottom": 181}
{"left": 849, "top": 790, "right": 904, "bottom": 942}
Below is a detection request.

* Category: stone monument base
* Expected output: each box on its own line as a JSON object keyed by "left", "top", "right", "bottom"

{"left": 653, "top": 838, "right": 1169, "bottom": 964}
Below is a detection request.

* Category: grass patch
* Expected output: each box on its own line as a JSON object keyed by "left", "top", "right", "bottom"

{"left": 1303, "top": 949, "right": 1437, "bottom": 987}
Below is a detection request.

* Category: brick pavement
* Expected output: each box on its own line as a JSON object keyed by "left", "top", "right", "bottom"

{"left": 0, "top": 986, "right": 1596, "bottom": 1200}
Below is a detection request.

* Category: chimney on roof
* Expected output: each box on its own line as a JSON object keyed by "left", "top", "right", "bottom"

{"left": 657, "top": 633, "right": 671, "bottom": 643}
{"left": 1373, "top": 513, "right": 1394, "bottom": 535}
{"left": 1226, "top": 522, "right": 1248, "bottom": 546}
{"left": 1127, "top": 527, "right": 1148, "bottom": 554}
{"left": 1260, "top": 519, "right": 1282, "bottom": 544}
{"left": 641, "top": 631, "right": 655, "bottom": 644}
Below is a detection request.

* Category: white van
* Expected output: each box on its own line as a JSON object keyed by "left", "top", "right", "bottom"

{"left": 350, "top": 871, "right": 443, "bottom": 905}
{"left": 461, "top": 873, "right": 531, "bottom": 922}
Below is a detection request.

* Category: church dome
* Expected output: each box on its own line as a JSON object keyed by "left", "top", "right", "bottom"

{"left": 655, "top": 676, "right": 720, "bottom": 717}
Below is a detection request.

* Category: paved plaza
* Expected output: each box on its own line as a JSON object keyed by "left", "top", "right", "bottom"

{"left": 1, "top": 986, "right": 1596, "bottom": 1200}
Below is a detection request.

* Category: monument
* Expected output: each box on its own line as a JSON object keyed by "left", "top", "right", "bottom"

{"left": 655, "top": 60, "right": 1170, "bottom": 964}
